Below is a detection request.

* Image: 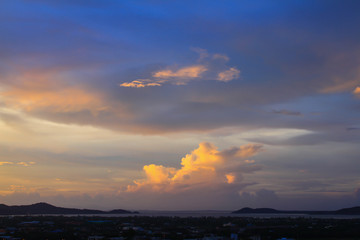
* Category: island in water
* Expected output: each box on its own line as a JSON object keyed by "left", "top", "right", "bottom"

{"left": 233, "top": 206, "right": 360, "bottom": 215}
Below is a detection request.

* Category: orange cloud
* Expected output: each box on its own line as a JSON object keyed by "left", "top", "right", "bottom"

{"left": 320, "top": 79, "right": 360, "bottom": 93}
{"left": 0, "top": 162, "right": 13, "bottom": 166}
{"left": 0, "top": 71, "right": 107, "bottom": 114}
{"left": 353, "top": 86, "right": 360, "bottom": 96}
{"left": 217, "top": 67, "right": 240, "bottom": 82}
{"left": 127, "top": 142, "right": 263, "bottom": 192}
{"left": 119, "top": 79, "right": 164, "bottom": 88}
{"left": 225, "top": 173, "right": 236, "bottom": 184}
{"left": 220, "top": 144, "right": 263, "bottom": 159}
{"left": 3, "top": 88, "right": 105, "bottom": 114}
{"left": 17, "top": 162, "right": 36, "bottom": 167}
{"left": 0, "top": 161, "right": 35, "bottom": 167}
{"left": 244, "top": 159, "right": 255, "bottom": 164}
{"left": 119, "top": 50, "right": 241, "bottom": 88}
{"left": 153, "top": 65, "right": 207, "bottom": 78}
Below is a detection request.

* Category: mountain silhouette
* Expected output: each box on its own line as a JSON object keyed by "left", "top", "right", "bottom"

{"left": 233, "top": 206, "right": 360, "bottom": 215}
{"left": 0, "top": 202, "right": 138, "bottom": 215}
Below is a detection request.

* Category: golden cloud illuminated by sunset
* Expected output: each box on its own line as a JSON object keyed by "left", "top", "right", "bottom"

{"left": 3, "top": 88, "right": 105, "bottom": 113}
{"left": 353, "top": 86, "right": 360, "bottom": 96}
{"left": 0, "top": 71, "right": 107, "bottom": 114}
{"left": 17, "top": 162, "right": 36, "bottom": 167}
{"left": 0, "top": 162, "right": 13, "bottom": 166}
{"left": 217, "top": 67, "right": 240, "bottom": 82}
{"left": 225, "top": 173, "right": 236, "bottom": 184}
{"left": 119, "top": 79, "right": 164, "bottom": 88}
{"left": 127, "top": 142, "right": 263, "bottom": 193}
{"left": 153, "top": 65, "right": 207, "bottom": 78}
{"left": 320, "top": 79, "right": 360, "bottom": 93}
{"left": 118, "top": 51, "right": 241, "bottom": 88}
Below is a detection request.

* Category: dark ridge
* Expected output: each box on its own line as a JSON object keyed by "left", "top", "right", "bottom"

{"left": 334, "top": 206, "right": 360, "bottom": 215}
{"left": 236, "top": 207, "right": 280, "bottom": 214}
{"left": 0, "top": 202, "right": 138, "bottom": 215}
{"left": 232, "top": 206, "right": 360, "bottom": 215}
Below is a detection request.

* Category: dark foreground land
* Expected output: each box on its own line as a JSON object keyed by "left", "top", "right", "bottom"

{"left": 233, "top": 206, "right": 360, "bottom": 215}
{"left": 0, "top": 215, "right": 359, "bottom": 240}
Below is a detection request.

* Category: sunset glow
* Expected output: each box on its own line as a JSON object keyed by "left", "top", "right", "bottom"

{"left": 0, "top": 0, "right": 360, "bottom": 211}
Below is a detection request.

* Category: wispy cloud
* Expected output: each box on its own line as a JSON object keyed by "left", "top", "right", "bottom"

{"left": 0, "top": 70, "right": 107, "bottom": 115}
{"left": 353, "top": 86, "right": 360, "bottom": 97}
{"left": 213, "top": 54, "right": 230, "bottom": 61}
{"left": 217, "top": 67, "right": 240, "bottom": 82}
{"left": 17, "top": 162, "right": 36, "bottom": 167}
{"left": 0, "top": 161, "right": 35, "bottom": 167}
{"left": 320, "top": 79, "right": 360, "bottom": 94}
{"left": 119, "top": 79, "right": 164, "bottom": 88}
{"left": 119, "top": 49, "right": 240, "bottom": 87}
{"left": 0, "top": 162, "right": 13, "bottom": 166}
{"left": 272, "top": 109, "right": 302, "bottom": 116}
{"left": 153, "top": 65, "right": 207, "bottom": 79}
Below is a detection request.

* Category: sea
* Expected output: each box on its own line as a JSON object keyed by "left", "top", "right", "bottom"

{"left": 5, "top": 211, "right": 359, "bottom": 219}
{"left": 118, "top": 211, "right": 360, "bottom": 219}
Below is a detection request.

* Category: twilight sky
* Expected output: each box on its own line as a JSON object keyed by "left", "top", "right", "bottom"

{"left": 0, "top": 0, "right": 360, "bottom": 211}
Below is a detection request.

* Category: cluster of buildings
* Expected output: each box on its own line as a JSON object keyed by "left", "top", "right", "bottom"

{"left": 0, "top": 215, "right": 358, "bottom": 239}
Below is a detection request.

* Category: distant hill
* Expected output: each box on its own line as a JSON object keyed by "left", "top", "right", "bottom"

{"left": 233, "top": 206, "right": 360, "bottom": 215}
{"left": 334, "top": 206, "right": 360, "bottom": 215}
{"left": 0, "top": 202, "right": 138, "bottom": 215}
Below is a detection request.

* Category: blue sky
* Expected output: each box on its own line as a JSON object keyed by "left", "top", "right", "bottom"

{"left": 0, "top": 0, "right": 360, "bottom": 210}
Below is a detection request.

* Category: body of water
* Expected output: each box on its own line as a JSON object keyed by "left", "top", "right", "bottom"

{"left": 2, "top": 211, "right": 360, "bottom": 219}
{"left": 17, "top": 211, "right": 360, "bottom": 219}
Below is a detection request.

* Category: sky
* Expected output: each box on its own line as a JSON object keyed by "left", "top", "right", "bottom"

{"left": 0, "top": 0, "right": 360, "bottom": 211}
